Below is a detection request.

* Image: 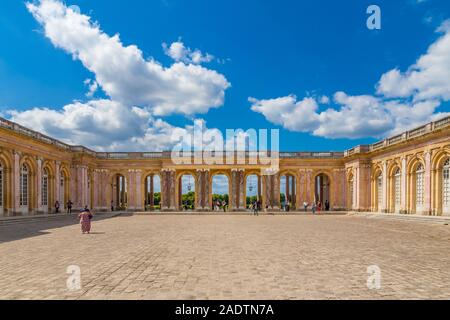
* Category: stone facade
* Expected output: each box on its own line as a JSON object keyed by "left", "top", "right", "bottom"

{"left": 0, "top": 116, "right": 449, "bottom": 216}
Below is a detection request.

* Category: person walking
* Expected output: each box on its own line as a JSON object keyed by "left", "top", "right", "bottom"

{"left": 67, "top": 200, "right": 73, "bottom": 214}
{"left": 303, "top": 201, "right": 308, "bottom": 212}
{"left": 78, "top": 208, "right": 93, "bottom": 234}
{"left": 253, "top": 201, "right": 259, "bottom": 216}
{"left": 111, "top": 201, "right": 114, "bottom": 212}
{"left": 325, "top": 200, "right": 330, "bottom": 211}
{"left": 55, "top": 201, "right": 60, "bottom": 214}
{"left": 312, "top": 202, "right": 317, "bottom": 215}
{"left": 222, "top": 200, "right": 227, "bottom": 212}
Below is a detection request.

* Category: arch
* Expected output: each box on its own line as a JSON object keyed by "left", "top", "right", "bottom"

{"left": 431, "top": 148, "right": 450, "bottom": 216}
{"left": 371, "top": 165, "right": 383, "bottom": 212}
{"left": 406, "top": 157, "right": 425, "bottom": 214}
{"left": 41, "top": 161, "right": 55, "bottom": 213}
{"left": 111, "top": 172, "right": 128, "bottom": 210}
{"left": 280, "top": 171, "right": 297, "bottom": 211}
{"left": 211, "top": 173, "right": 230, "bottom": 212}
{"left": 0, "top": 152, "right": 12, "bottom": 216}
{"left": 245, "top": 173, "right": 262, "bottom": 210}
{"left": 59, "top": 165, "right": 71, "bottom": 211}
{"left": 176, "top": 171, "right": 197, "bottom": 211}
{"left": 144, "top": 172, "right": 161, "bottom": 211}
{"left": 387, "top": 162, "right": 402, "bottom": 213}
{"left": 314, "top": 172, "right": 331, "bottom": 211}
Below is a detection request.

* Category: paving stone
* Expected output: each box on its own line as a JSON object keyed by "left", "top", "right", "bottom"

{"left": 0, "top": 214, "right": 449, "bottom": 299}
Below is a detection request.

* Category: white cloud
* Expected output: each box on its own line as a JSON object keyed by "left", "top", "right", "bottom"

{"left": 163, "top": 41, "right": 214, "bottom": 64}
{"left": 377, "top": 20, "right": 450, "bottom": 102}
{"left": 250, "top": 20, "right": 450, "bottom": 139}
{"left": 250, "top": 93, "right": 446, "bottom": 139}
{"left": 27, "top": 0, "right": 230, "bottom": 117}
{"left": 8, "top": 99, "right": 225, "bottom": 152}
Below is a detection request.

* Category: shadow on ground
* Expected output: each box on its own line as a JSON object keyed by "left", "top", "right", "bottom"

{"left": 0, "top": 214, "right": 120, "bottom": 244}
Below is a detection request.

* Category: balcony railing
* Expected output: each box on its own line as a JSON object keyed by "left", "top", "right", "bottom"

{"left": 345, "top": 115, "right": 450, "bottom": 156}
{"left": 2, "top": 114, "right": 449, "bottom": 160}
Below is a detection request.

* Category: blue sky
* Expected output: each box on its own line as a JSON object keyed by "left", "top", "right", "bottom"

{"left": 1, "top": 0, "right": 449, "bottom": 152}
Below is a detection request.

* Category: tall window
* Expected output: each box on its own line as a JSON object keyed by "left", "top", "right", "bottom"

{"left": 443, "top": 159, "right": 450, "bottom": 210}
{"left": 394, "top": 168, "right": 401, "bottom": 207}
{"left": 20, "top": 164, "right": 29, "bottom": 206}
{"left": 0, "top": 163, "right": 3, "bottom": 208}
{"left": 41, "top": 168, "right": 49, "bottom": 207}
{"left": 377, "top": 174, "right": 383, "bottom": 209}
{"left": 416, "top": 164, "right": 425, "bottom": 208}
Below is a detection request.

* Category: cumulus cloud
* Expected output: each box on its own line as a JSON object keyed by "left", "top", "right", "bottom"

{"left": 250, "top": 20, "right": 450, "bottom": 139}
{"left": 250, "top": 92, "right": 446, "bottom": 139}
{"left": 26, "top": 0, "right": 230, "bottom": 116}
{"left": 377, "top": 20, "right": 450, "bottom": 101}
{"left": 3, "top": 0, "right": 236, "bottom": 152}
{"left": 8, "top": 99, "right": 225, "bottom": 152}
{"left": 163, "top": 41, "right": 214, "bottom": 64}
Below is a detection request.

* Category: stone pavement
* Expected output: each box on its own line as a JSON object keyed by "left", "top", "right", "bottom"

{"left": 0, "top": 214, "right": 449, "bottom": 300}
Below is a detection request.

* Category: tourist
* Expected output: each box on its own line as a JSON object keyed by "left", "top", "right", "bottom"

{"left": 55, "top": 201, "right": 60, "bottom": 214}
{"left": 111, "top": 201, "right": 114, "bottom": 212}
{"left": 312, "top": 202, "right": 317, "bottom": 215}
{"left": 303, "top": 201, "right": 308, "bottom": 212}
{"left": 317, "top": 201, "right": 322, "bottom": 213}
{"left": 325, "top": 200, "right": 330, "bottom": 211}
{"left": 222, "top": 200, "right": 227, "bottom": 212}
{"left": 286, "top": 200, "right": 290, "bottom": 213}
{"left": 67, "top": 200, "right": 73, "bottom": 214}
{"left": 78, "top": 208, "right": 93, "bottom": 234}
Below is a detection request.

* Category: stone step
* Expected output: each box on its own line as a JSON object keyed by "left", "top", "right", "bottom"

{"left": 350, "top": 212, "right": 450, "bottom": 225}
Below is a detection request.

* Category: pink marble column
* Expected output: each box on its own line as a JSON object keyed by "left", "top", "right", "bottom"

{"left": 36, "top": 157, "right": 42, "bottom": 214}
{"left": 401, "top": 157, "right": 407, "bottom": 213}
{"left": 424, "top": 151, "right": 432, "bottom": 215}
{"left": 135, "top": 170, "right": 143, "bottom": 211}
{"left": 382, "top": 161, "right": 388, "bottom": 212}
{"left": 55, "top": 161, "right": 61, "bottom": 204}
{"left": 13, "top": 151, "right": 20, "bottom": 214}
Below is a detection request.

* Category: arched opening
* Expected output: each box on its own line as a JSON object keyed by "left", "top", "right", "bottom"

{"left": 0, "top": 161, "right": 4, "bottom": 215}
{"left": 178, "top": 174, "right": 195, "bottom": 211}
{"left": 113, "top": 174, "right": 127, "bottom": 210}
{"left": 315, "top": 173, "right": 330, "bottom": 210}
{"left": 415, "top": 164, "right": 425, "bottom": 214}
{"left": 246, "top": 174, "right": 262, "bottom": 210}
{"left": 144, "top": 174, "right": 161, "bottom": 211}
{"left": 41, "top": 167, "right": 49, "bottom": 211}
{"left": 371, "top": 168, "right": 383, "bottom": 213}
{"left": 212, "top": 174, "right": 229, "bottom": 212}
{"left": 280, "top": 174, "right": 296, "bottom": 211}
{"left": 442, "top": 158, "right": 449, "bottom": 216}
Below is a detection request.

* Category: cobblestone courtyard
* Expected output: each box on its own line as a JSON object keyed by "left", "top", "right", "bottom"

{"left": 0, "top": 214, "right": 449, "bottom": 300}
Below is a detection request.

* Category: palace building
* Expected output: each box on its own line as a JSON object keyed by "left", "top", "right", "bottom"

{"left": 0, "top": 116, "right": 449, "bottom": 216}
